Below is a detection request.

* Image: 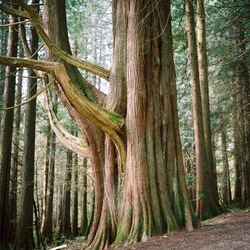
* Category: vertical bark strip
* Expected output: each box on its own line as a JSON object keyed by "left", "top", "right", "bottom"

{"left": 0, "top": 2, "right": 18, "bottom": 247}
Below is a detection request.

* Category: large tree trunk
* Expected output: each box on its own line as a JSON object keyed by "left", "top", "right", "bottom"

{"left": 16, "top": 1, "right": 39, "bottom": 248}
{"left": 0, "top": 2, "right": 18, "bottom": 247}
{"left": 185, "top": 0, "right": 221, "bottom": 219}
{"left": 197, "top": 0, "right": 220, "bottom": 206}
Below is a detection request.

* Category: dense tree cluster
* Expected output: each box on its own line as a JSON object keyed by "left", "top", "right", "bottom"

{"left": 0, "top": 0, "right": 249, "bottom": 249}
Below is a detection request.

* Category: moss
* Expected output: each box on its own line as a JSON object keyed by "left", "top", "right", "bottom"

{"left": 106, "top": 110, "right": 124, "bottom": 125}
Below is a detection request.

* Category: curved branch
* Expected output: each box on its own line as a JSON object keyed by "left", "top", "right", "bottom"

{"left": 0, "top": 55, "right": 56, "bottom": 76}
{"left": 0, "top": 55, "right": 126, "bottom": 169}
{"left": 1, "top": 78, "right": 55, "bottom": 110}
{"left": 44, "top": 79, "right": 89, "bottom": 158}
{"left": 0, "top": 19, "right": 29, "bottom": 27}
{"left": 17, "top": 0, "right": 110, "bottom": 81}
{"left": 0, "top": 4, "right": 30, "bottom": 19}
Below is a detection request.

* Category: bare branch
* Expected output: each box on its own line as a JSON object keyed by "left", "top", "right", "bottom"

{"left": 0, "top": 4, "right": 30, "bottom": 19}
{"left": 44, "top": 81, "right": 89, "bottom": 158}
{"left": 1, "top": 78, "right": 55, "bottom": 110}
{"left": 0, "top": 19, "right": 29, "bottom": 27}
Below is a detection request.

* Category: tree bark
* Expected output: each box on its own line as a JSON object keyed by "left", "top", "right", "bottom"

{"left": 80, "top": 158, "right": 88, "bottom": 236}
{"left": 197, "top": 0, "right": 220, "bottom": 205}
{"left": 60, "top": 148, "right": 73, "bottom": 237}
{"left": 16, "top": 1, "right": 39, "bottom": 248}
{"left": 185, "top": 0, "right": 221, "bottom": 219}
{"left": 0, "top": 2, "right": 18, "bottom": 247}
{"left": 221, "top": 124, "right": 232, "bottom": 205}
{"left": 41, "top": 94, "right": 57, "bottom": 241}
{"left": 9, "top": 47, "right": 23, "bottom": 244}
{"left": 72, "top": 151, "right": 79, "bottom": 237}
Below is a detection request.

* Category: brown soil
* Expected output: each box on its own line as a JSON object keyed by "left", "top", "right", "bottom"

{"left": 66, "top": 209, "right": 250, "bottom": 250}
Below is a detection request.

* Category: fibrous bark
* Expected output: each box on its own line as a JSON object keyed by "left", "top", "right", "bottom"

{"left": 0, "top": 2, "right": 18, "bottom": 247}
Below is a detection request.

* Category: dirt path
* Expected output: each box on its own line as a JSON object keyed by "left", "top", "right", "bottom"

{"left": 65, "top": 209, "right": 250, "bottom": 249}
{"left": 110, "top": 209, "right": 250, "bottom": 250}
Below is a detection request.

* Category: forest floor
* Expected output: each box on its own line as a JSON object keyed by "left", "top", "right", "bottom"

{"left": 65, "top": 208, "right": 250, "bottom": 250}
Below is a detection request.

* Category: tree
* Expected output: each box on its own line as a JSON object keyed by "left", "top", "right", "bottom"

{"left": 16, "top": 1, "right": 39, "bottom": 248}
{"left": 197, "top": 0, "right": 220, "bottom": 206}
{"left": 72, "top": 150, "right": 79, "bottom": 237}
{"left": 60, "top": 148, "right": 73, "bottom": 237}
{"left": 80, "top": 158, "right": 88, "bottom": 236}
{"left": 9, "top": 45, "right": 24, "bottom": 244}
{"left": 185, "top": 0, "right": 222, "bottom": 219}
{"left": 0, "top": 2, "right": 18, "bottom": 247}
{"left": 0, "top": 0, "right": 198, "bottom": 248}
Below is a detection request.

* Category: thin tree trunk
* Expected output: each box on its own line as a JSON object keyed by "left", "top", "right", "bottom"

{"left": 41, "top": 120, "right": 51, "bottom": 223}
{"left": 80, "top": 158, "right": 88, "bottom": 236}
{"left": 9, "top": 46, "right": 23, "bottom": 244}
{"left": 233, "top": 106, "right": 241, "bottom": 203}
{"left": 41, "top": 95, "right": 57, "bottom": 241}
{"left": 72, "top": 151, "right": 79, "bottom": 236}
{"left": 16, "top": 1, "right": 39, "bottom": 248}
{"left": 221, "top": 124, "right": 232, "bottom": 205}
{"left": 0, "top": 2, "right": 18, "bottom": 247}
{"left": 61, "top": 148, "right": 73, "bottom": 237}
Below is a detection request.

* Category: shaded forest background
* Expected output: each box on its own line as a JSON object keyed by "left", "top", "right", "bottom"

{"left": 0, "top": 0, "right": 249, "bottom": 249}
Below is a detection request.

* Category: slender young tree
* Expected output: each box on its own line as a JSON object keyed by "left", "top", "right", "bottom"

{"left": 60, "top": 148, "right": 73, "bottom": 237}
{"left": 221, "top": 124, "right": 231, "bottom": 205}
{"left": 41, "top": 94, "right": 57, "bottom": 241}
{"left": 72, "top": 150, "right": 79, "bottom": 236}
{"left": 0, "top": 3, "right": 18, "bottom": 247}
{"left": 80, "top": 158, "right": 88, "bottom": 236}
{"left": 16, "top": 1, "right": 39, "bottom": 248}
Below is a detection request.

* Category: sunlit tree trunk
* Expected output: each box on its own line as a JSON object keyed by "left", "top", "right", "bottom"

{"left": 16, "top": 1, "right": 39, "bottom": 248}
{"left": 0, "top": 3, "right": 18, "bottom": 247}
{"left": 221, "top": 123, "right": 231, "bottom": 205}
{"left": 197, "top": 0, "right": 220, "bottom": 205}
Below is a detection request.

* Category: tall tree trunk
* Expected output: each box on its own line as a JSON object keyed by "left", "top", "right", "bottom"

{"left": 197, "top": 0, "right": 220, "bottom": 205}
{"left": 72, "top": 151, "right": 79, "bottom": 237}
{"left": 80, "top": 158, "right": 88, "bottom": 236}
{"left": 41, "top": 120, "right": 51, "bottom": 221}
{"left": 185, "top": 0, "right": 221, "bottom": 219}
{"left": 221, "top": 125, "right": 232, "bottom": 205}
{"left": 41, "top": 95, "right": 57, "bottom": 241}
{"left": 233, "top": 106, "right": 242, "bottom": 203}
{"left": 9, "top": 47, "right": 23, "bottom": 244}
{"left": 55, "top": 164, "right": 63, "bottom": 230}
{"left": 0, "top": 3, "right": 18, "bottom": 247}
{"left": 43, "top": 2, "right": 105, "bottom": 242}
{"left": 61, "top": 148, "right": 73, "bottom": 237}
{"left": 16, "top": 2, "right": 39, "bottom": 249}
{"left": 235, "top": 24, "right": 250, "bottom": 207}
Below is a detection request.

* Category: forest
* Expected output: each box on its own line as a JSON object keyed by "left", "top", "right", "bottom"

{"left": 0, "top": 0, "right": 249, "bottom": 249}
